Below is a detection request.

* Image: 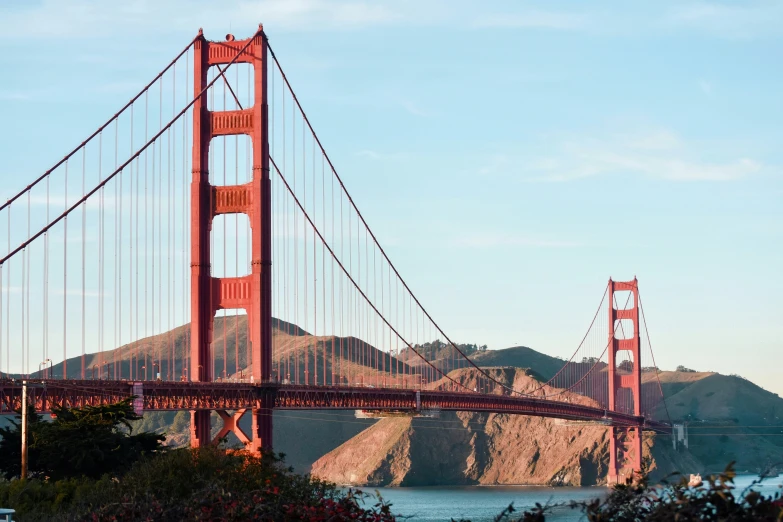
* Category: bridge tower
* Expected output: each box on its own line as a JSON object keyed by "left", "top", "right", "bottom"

{"left": 190, "top": 26, "right": 273, "bottom": 452}
{"left": 607, "top": 278, "right": 643, "bottom": 484}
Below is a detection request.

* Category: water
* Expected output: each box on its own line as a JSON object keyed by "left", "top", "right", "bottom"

{"left": 370, "top": 475, "right": 783, "bottom": 522}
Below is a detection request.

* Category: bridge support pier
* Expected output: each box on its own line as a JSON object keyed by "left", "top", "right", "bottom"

{"left": 190, "top": 410, "right": 212, "bottom": 448}
{"left": 608, "top": 426, "right": 643, "bottom": 485}
{"left": 250, "top": 407, "right": 273, "bottom": 452}
{"left": 607, "top": 278, "right": 644, "bottom": 483}
{"left": 188, "top": 27, "right": 273, "bottom": 454}
{"left": 214, "top": 409, "right": 251, "bottom": 445}
{"left": 189, "top": 407, "right": 272, "bottom": 453}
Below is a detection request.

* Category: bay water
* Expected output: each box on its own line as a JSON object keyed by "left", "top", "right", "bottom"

{"left": 367, "top": 475, "right": 783, "bottom": 522}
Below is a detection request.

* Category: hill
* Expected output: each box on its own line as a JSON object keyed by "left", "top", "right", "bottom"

{"left": 646, "top": 371, "right": 783, "bottom": 472}
{"left": 470, "top": 345, "right": 567, "bottom": 381}
{"left": 310, "top": 367, "right": 701, "bottom": 486}
{"left": 28, "top": 315, "right": 415, "bottom": 385}
{"left": 14, "top": 319, "right": 783, "bottom": 479}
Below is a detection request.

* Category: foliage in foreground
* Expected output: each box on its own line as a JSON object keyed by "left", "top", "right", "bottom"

{"left": 1, "top": 400, "right": 782, "bottom": 520}
{"left": 0, "top": 446, "right": 395, "bottom": 521}
{"left": 0, "top": 399, "right": 164, "bottom": 480}
{"left": 467, "top": 463, "right": 783, "bottom": 522}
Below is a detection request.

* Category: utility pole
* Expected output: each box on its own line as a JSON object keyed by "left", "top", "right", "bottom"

{"left": 21, "top": 380, "right": 28, "bottom": 480}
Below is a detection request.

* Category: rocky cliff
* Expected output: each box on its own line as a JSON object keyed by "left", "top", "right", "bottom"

{"left": 311, "top": 368, "right": 702, "bottom": 487}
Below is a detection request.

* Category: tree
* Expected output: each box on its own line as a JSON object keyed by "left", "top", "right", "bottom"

{"left": 0, "top": 399, "right": 165, "bottom": 480}
{"left": 676, "top": 365, "right": 696, "bottom": 373}
{"left": 0, "top": 446, "right": 397, "bottom": 521}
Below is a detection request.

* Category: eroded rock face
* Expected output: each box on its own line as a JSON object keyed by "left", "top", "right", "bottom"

{"left": 311, "top": 368, "right": 702, "bottom": 487}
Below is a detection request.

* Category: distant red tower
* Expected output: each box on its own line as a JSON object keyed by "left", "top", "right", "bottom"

{"left": 190, "top": 26, "right": 273, "bottom": 452}
{"left": 607, "top": 278, "right": 643, "bottom": 484}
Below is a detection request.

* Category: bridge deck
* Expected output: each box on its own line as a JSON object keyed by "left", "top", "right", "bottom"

{"left": 0, "top": 379, "right": 670, "bottom": 432}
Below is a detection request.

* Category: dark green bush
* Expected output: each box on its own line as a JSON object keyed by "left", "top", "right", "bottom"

{"left": 466, "top": 464, "right": 783, "bottom": 522}
{"left": 0, "top": 446, "right": 395, "bottom": 521}
{"left": 0, "top": 399, "right": 164, "bottom": 480}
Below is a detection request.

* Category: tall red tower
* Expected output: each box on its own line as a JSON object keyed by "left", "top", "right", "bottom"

{"left": 190, "top": 26, "right": 273, "bottom": 452}
{"left": 607, "top": 278, "right": 643, "bottom": 484}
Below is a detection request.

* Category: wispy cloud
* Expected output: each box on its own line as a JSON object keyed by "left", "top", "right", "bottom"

{"left": 355, "top": 150, "right": 407, "bottom": 161}
{"left": 455, "top": 233, "right": 583, "bottom": 249}
{"left": 0, "top": 0, "right": 402, "bottom": 39}
{"left": 398, "top": 99, "right": 429, "bottom": 117}
{"left": 475, "top": 10, "right": 589, "bottom": 30}
{"left": 699, "top": 80, "right": 714, "bottom": 97}
{"left": 0, "top": 90, "right": 32, "bottom": 101}
{"left": 624, "top": 129, "right": 682, "bottom": 151}
{"left": 478, "top": 154, "right": 511, "bottom": 176}
{"left": 92, "top": 81, "right": 144, "bottom": 95}
{"left": 510, "top": 128, "right": 764, "bottom": 183}
{"left": 3, "top": 1, "right": 780, "bottom": 43}
{"left": 0, "top": 0, "right": 606, "bottom": 40}
{"left": 668, "top": 2, "right": 783, "bottom": 39}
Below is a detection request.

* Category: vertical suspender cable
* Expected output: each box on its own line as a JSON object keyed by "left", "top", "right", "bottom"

{"left": 222, "top": 73, "right": 227, "bottom": 380}
{"left": 25, "top": 190, "right": 30, "bottom": 376}
{"left": 171, "top": 62, "right": 177, "bottom": 380}
{"left": 118, "top": 128, "right": 124, "bottom": 379}
{"left": 99, "top": 131, "right": 104, "bottom": 375}
{"left": 293, "top": 98, "right": 298, "bottom": 384}
{"left": 342, "top": 188, "right": 346, "bottom": 383}
{"left": 169, "top": 67, "right": 174, "bottom": 381}
{"left": 5, "top": 205, "right": 9, "bottom": 375}
{"left": 282, "top": 80, "right": 289, "bottom": 381}
{"left": 114, "top": 120, "right": 119, "bottom": 378}
{"left": 135, "top": 118, "right": 140, "bottom": 380}
{"left": 235, "top": 63, "right": 240, "bottom": 379}
{"left": 365, "top": 226, "right": 369, "bottom": 375}
{"left": 322, "top": 153, "right": 327, "bottom": 385}
{"left": 334, "top": 156, "right": 343, "bottom": 386}
{"left": 312, "top": 135, "right": 317, "bottom": 385}
{"left": 144, "top": 92, "right": 149, "bottom": 378}
{"left": 0, "top": 213, "right": 3, "bottom": 377}
{"left": 158, "top": 78, "right": 164, "bottom": 377}
{"left": 21, "top": 197, "right": 26, "bottom": 376}
{"left": 44, "top": 170, "right": 49, "bottom": 376}
{"left": 63, "top": 161, "right": 67, "bottom": 379}
{"left": 151, "top": 114, "right": 156, "bottom": 376}
{"left": 348, "top": 199, "right": 352, "bottom": 383}
{"left": 183, "top": 51, "right": 189, "bottom": 379}
{"left": 129, "top": 104, "right": 134, "bottom": 380}
{"left": 81, "top": 147, "right": 86, "bottom": 379}
{"left": 303, "top": 112, "right": 308, "bottom": 385}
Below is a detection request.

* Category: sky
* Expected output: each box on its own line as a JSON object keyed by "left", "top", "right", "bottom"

{"left": 0, "top": 1, "right": 781, "bottom": 394}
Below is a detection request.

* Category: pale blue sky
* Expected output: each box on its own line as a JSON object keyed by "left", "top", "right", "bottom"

{"left": 0, "top": 1, "right": 781, "bottom": 393}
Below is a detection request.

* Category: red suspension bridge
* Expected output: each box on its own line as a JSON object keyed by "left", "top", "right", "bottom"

{"left": 0, "top": 25, "right": 670, "bottom": 484}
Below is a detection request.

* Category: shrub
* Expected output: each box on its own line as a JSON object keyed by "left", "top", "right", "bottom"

{"left": 0, "top": 446, "right": 396, "bottom": 521}
{"left": 466, "top": 463, "right": 783, "bottom": 521}
{"left": 0, "top": 399, "right": 164, "bottom": 480}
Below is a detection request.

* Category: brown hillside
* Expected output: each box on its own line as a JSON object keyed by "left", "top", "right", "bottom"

{"left": 32, "top": 321, "right": 780, "bottom": 479}
{"left": 37, "top": 315, "right": 415, "bottom": 386}
{"left": 311, "top": 368, "right": 702, "bottom": 486}
{"left": 470, "top": 346, "right": 566, "bottom": 381}
{"left": 646, "top": 370, "right": 783, "bottom": 472}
